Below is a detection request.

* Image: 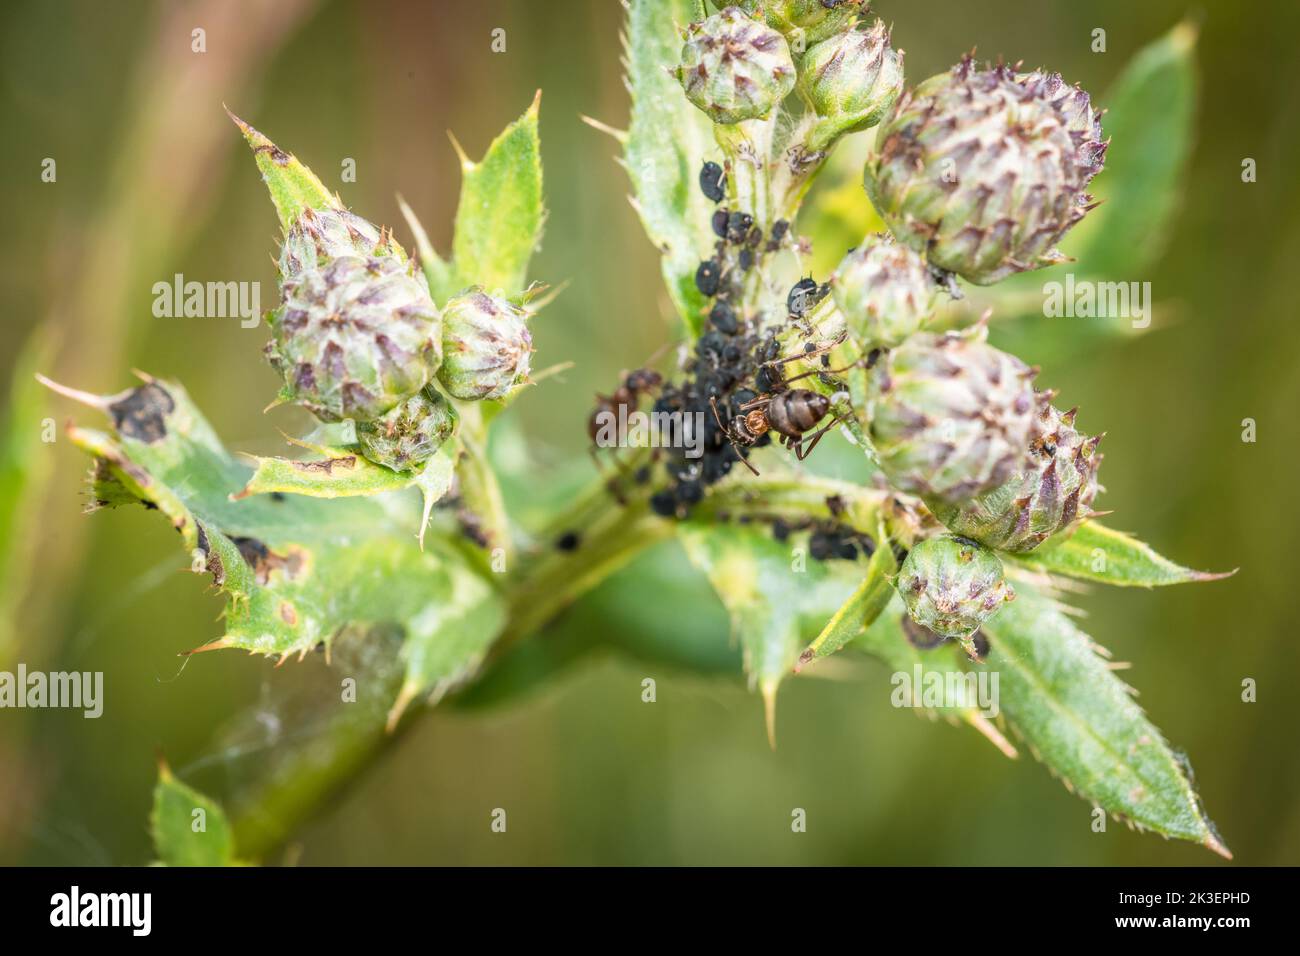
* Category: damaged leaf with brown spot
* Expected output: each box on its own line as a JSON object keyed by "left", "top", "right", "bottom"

{"left": 42, "top": 375, "right": 504, "bottom": 715}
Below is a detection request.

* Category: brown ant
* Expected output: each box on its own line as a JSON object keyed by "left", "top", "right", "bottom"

{"left": 588, "top": 367, "right": 663, "bottom": 451}
{"left": 710, "top": 333, "right": 854, "bottom": 476}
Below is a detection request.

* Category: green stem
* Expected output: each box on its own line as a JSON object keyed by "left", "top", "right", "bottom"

{"left": 228, "top": 465, "right": 667, "bottom": 861}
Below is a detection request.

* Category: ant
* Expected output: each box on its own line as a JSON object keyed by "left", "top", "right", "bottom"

{"left": 588, "top": 366, "right": 663, "bottom": 453}
{"left": 709, "top": 333, "right": 853, "bottom": 476}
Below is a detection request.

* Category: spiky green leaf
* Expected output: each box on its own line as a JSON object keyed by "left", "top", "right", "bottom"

{"left": 679, "top": 522, "right": 859, "bottom": 739}
{"left": 47, "top": 376, "right": 502, "bottom": 716}
{"left": 235, "top": 443, "right": 422, "bottom": 500}
{"left": 979, "top": 582, "right": 1229, "bottom": 856}
{"left": 850, "top": 597, "right": 1018, "bottom": 756}
{"left": 450, "top": 92, "right": 544, "bottom": 297}
{"left": 800, "top": 528, "right": 896, "bottom": 665}
{"left": 1014, "top": 521, "right": 1232, "bottom": 588}
{"left": 228, "top": 110, "right": 340, "bottom": 232}
{"left": 1067, "top": 21, "right": 1198, "bottom": 277}
{"left": 151, "top": 764, "right": 239, "bottom": 866}
{"left": 623, "top": 0, "right": 714, "bottom": 336}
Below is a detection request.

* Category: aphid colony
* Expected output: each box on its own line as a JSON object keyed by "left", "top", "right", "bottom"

{"left": 589, "top": 160, "right": 851, "bottom": 526}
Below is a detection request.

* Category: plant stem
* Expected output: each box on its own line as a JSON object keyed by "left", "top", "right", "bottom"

{"left": 225, "top": 455, "right": 909, "bottom": 861}
{"left": 228, "top": 464, "right": 667, "bottom": 861}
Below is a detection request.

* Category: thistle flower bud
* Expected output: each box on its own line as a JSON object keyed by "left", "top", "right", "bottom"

{"left": 265, "top": 256, "right": 441, "bottom": 422}
{"left": 831, "top": 234, "right": 939, "bottom": 348}
{"left": 676, "top": 7, "right": 796, "bottom": 125}
{"left": 437, "top": 289, "right": 533, "bottom": 401}
{"left": 736, "top": 0, "right": 866, "bottom": 47}
{"left": 896, "top": 534, "right": 1014, "bottom": 638}
{"left": 864, "top": 58, "right": 1104, "bottom": 285}
{"left": 1019, "top": 70, "right": 1108, "bottom": 187}
{"left": 799, "top": 20, "right": 904, "bottom": 145}
{"left": 866, "top": 326, "right": 1037, "bottom": 504}
{"left": 355, "top": 387, "right": 458, "bottom": 472}
{"left": 928, "top": 397, "right": 1104, "bottom": 552}
{"left": 278, "top": 207, "right": 402, "bottom": 281}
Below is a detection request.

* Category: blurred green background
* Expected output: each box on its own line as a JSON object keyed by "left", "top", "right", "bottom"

{"left": 2, "top": 0, "right": 1298, "bottom": 865}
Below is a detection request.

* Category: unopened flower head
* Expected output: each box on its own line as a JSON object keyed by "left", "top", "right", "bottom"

{"left": 867, "top": 325, "right": 1037, "bottom": 504}
{"left": 897, "top": 534, "right": 1014, "bottom": 638}
{"left": 1019, "top": 69, "right": 1108, "bottom": 187}
{"left": 831, "top": 234, "right": 939, "bottom": 348}
{"left": 736, "top": 0, "right": 867, "bottom": 47}
{"left": 265, "top": 255, "right": 441, "bottom": 422}
{"left": 928, "top": 396, "right": 1103, "bottom": 552}
{"left": 676, "top": 6, "right": 796, "bottom": 125}
{"left": 799, "top": 19, "right": 904, "bottom": 141}
{"left": 864, "top": 58, "right": 1104, "bottom": 285}
{"left": 437, "top": 289, "right": 533, "bottom": 401}
{"left": 356, "top": 387, "right": 458, "bottom": 472}
{"left": 278, "top": 207, "right": 403, "bottom": 282}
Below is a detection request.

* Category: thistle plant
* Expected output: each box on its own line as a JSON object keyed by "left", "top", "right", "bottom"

{"left": 35, "top": 1, "right": 1230, "bottom": 865}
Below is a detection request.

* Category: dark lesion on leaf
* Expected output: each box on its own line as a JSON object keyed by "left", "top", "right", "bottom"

{"left": 231, "top": 535, "right": 305, "bottom": 585}
{"left": 196, "top": 522, "right": 225, "bottom": 587}
{"left": 254, "top": 142, "right": 291, "bottom": 166}
{"left": 291, "top": 456, "right": 356, "bottom": 475}
{"left": 109, "top": 382, "right": 175, "bottom": 444}
{"left": 85, "top": 458, "right": 152, "bottom": 512}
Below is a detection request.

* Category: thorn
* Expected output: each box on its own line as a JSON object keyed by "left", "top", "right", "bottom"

{"left": 1192, "top": 567, "right": 1238, "bottom": 582}
{"left": 34, "top": 374, "right": 111, "bottom": 410}
{"left": 223, "top": 103, "right": 249, "bottom": 131}
{"left": 179, "top": 636, "right": 234, "bottom": 656}
{"left": 760, "top": 679, "right": 779, "bottom": 750}
{"left": 523, "top": 278, "right": 570, "bottom": 313}
{"left": 396, "top": 194, "right": 437, "bottom": 262}
{"left": 529, "top": 360, "right": 576, "bottom": 386}
{"left": 965, "top": 712, "right": 1018, "bottom": 759}
{"left": 447, "top": 129, "right": 473, "bottom": 172}
{"left": 580, "top": 114, "right": 628, "bottom": 143}
{"left": 418, "top": 485, "right": 436, "bottom": 552}
{"left": 387, "top": 680, "right": 419, "bottom": 733}
{"left": 1204, "top": 829, "right": 1232, "bottom": 860}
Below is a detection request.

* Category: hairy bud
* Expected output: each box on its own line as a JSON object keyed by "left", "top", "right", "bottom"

{"left": 928, "top": 397, "right": 1104, "bottom": 552}
{"left": 437, "top": 289, "right": 533, "bottom": 401}
{"left": 278, "top": 207, "right": 402, "bottom": 281}
{"left": 800, "top": 19, "right": 904, "bottom": 147}
{"left": 831, "top": 235, "right": 939, "bottom": 348}
{"left": 266, "top": 255, "right": 441, "bottom": 422}
{"left": 677, "top": 7, "right": 796, "bottom": 125}
{"left": 736, "top": 0, "right": 866, "bottom": 47}
{"left": 864, "top": 58, "right": 1104, "bottom": 285}
{"left": 866, "top": 325, "right": 1037, "bottom": 504}
{"left": 355, "top": 387, "right": 458, "bottom": 472}
{"left": 897, "top": 534, "right": 1014, "bottom": 638}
